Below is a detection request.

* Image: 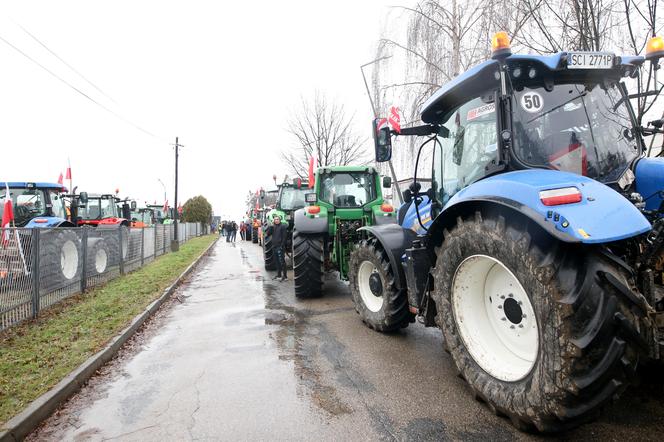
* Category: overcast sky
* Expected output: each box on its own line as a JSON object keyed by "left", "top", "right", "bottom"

{"left": 0, "top": 0, "right": 400, "bottom": 220}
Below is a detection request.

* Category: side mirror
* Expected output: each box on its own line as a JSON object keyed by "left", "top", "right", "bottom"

{"left": 79, "top": 192, "right": 88, "bottom": 205}
{"left": 130, "top": 201, "right": 137, "bottom": 210}
{"left": 305, "top": 193, "right": 317, "bottom": 203}
{"left": 382, "top": 176, "right": 392, "bottom": 188}
{"left": 372, "top": 118, "right": 392, "bottom": 162}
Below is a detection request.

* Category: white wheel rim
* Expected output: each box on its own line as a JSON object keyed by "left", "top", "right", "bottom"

{"left": 357, "top": 260, "right": 383, "bottom": 313}
{"left": 95, "top": 248, "right": 108, "bottom": 274}
{"left": 452, "top": 254, "right": 538, "bottom": 382}
{"left": 60, "top": 240, "right": 79, "bottom": 280}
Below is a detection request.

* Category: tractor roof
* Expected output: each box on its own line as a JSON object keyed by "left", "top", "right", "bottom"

{"left": 420, "top": 52, "right": 644, "bottom": 124}
{"left": 316, "top": 165, "right": 377, "bottom": 174}
{"left": 0, "top": 182, "right": 67, "bottom": 190}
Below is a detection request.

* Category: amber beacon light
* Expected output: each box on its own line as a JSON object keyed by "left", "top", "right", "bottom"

{"left": 646, "top": 35, "right": 664, "bottom": 61}
{"left": 491, "top": 32, "right": 512, "bottom": 59}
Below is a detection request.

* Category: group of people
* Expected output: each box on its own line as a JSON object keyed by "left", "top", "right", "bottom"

{"left": 219, "top": 220, "right": 251, "bottom": 242}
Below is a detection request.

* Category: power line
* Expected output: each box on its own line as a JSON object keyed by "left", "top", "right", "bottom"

{"left": 0, "top": 33, "right": 165, "bottom": 141}
{"left": 12, "top": 20, "right": 118, "bottom": 105}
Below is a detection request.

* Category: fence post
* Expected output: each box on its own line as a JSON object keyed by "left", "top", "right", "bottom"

{"left": 154, "top": 224, "right": 158, "bottom": 258}
{"left": 31, "top": 229, "right": 41, "bottom": 319}
{"left": 162, "top": 225, "right": 166, "bottom": 255}
{"left": 119, "top": 227, "right": 125, "bottom": 275}
{"left": 81, "top": 227, "right": 88, "bottom": 293}
{"left": 140, "top": 226, "right": 145, "bottom": 266}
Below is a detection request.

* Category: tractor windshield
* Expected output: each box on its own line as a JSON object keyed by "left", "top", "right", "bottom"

{"left": 319, "top": 172, "right": 376, "bottom": 207}
{"left": 80, "top": 197, "right": 118, "bottom": 220}
{"left": 511, "top": 81, "right": 638, "bottom": 183}
{"left": 0, "top": 188, "right": 47, "bottom": 226}
{"left": 279, "top": 186, "right": 307, "bottom": 211}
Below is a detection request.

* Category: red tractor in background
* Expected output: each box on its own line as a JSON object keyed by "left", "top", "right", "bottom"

{"left": 68, "top": 192, "right": 136, "bottom": 276}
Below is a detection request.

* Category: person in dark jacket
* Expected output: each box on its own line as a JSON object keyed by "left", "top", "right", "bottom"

{"left": 266, "top": 215, "right": 288, "bottom": 281}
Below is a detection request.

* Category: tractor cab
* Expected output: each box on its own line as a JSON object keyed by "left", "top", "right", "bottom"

{"left": 146, "top": 204, "right": 173, "bottom": 224}
{"left": 130, "top": 206, "right": 155, "bottom": 228}
{"left": 0, "top": 182, "right": 72, "bottom": 228}
{"left": 74, "top": 193, "right": 134, "bottom": 227}
{"left": 265, "top": 180, "right": 308, "bottom": 226}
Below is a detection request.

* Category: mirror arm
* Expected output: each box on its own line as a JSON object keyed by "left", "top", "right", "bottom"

{"left": 396, "top": 124, "right": 442, "bottom": 137}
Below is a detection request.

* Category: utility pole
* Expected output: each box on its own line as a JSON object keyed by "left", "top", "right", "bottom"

{"left": 360, "top": 56, "right": 402, "bottom": 205}
{"left": 171, "top": 137, "right": 183, "bottom": 251}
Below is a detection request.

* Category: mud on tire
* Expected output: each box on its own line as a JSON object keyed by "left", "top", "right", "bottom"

{"left": 293, "top": 229, "right": 324, "bottom": 298}
{"left": 349, "top": 237, "right": 413, "bottom": 332}
{"left": 432, "top": 211, "right": 647, "bottom": 432}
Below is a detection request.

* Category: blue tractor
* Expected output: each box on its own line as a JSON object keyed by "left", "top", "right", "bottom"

{"left": 348, "top": 34, "right": 664, "bottom": 432}
{"left": 0, "top": 182, "right": 81, "bottom": 292}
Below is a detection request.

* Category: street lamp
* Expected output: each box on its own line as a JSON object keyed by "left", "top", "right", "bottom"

{"left": 157, "top": 178, "right": 167, "bottom": 204}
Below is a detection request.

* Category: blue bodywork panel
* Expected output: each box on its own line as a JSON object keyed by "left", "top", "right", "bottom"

{"left": 635, "top": 157, "right": 664, "bottom": 212}
{"left": 443, "top": 170, "right": 650, "bottom": 243}
{"left": 399, "top": 196, "right": 434, "bottom": 235}
{"left": 25, "top": 216, "right": 69, "bottom": 228}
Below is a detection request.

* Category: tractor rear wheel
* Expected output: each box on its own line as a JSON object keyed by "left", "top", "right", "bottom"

{"left": 263, "top": 230, "right": 276, "bottom": 270}
{"left": 40, "top": 229, "right": 81, "bottom": 292}
{"left": 86, "top": 238, "right": 109, "bottom": 276}
{"left": 349, "top": 238, "right": 412, "bottom": 331}
{"left": 293, "top": 229, "right": 324, "bottom": 298}
{"left": 432, "top": 212, "right": 646, "bottom": 432}
{"left": 252, "top": 228, "right": 258, "bottom": 244}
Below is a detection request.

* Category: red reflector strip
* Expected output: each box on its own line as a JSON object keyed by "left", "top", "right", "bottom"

{"left": 539, "top": 187, "right": 582, "bottom": 206}
{"left": 34, "top": 219, "right": 48, "bottom": 223}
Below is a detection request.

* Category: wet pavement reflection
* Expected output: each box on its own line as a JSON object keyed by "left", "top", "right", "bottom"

{"left": 28, "top": 240, "right": 664, "bottom": 441}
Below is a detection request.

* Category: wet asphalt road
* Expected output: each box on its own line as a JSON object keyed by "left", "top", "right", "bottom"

{"left": 29, "top": 240, "right": 663, "bottom": 441}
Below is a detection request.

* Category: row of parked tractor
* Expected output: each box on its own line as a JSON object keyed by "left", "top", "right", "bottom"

{"left": 246, "top": 34, "right": 664, "bottom": 433}
{"left": 0, "top": 181, "right": 178, "bottom": 292}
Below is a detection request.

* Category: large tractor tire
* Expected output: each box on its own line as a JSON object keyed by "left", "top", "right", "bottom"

{"left": 252, "top": 228, "right": 258, "bottom": 244}
{"left": 349, "top": 238, "right": 413, "bottom": 331}
{"left": 40, "top": 229, "right": 81, "bottom": 292}
{"left": 432, "top": 212, "right": 646, "bottom": 432}
{"left": 263, "top": 229, "right": 276, "bottom": 270}
{"left": 105, "top": 225, "right": 129, "bottom": 265}
{"left": 86, "top": 238, "right": 109, "bottom": 276}
{"left": 293, "top": 229, "right": 324, "bottom": 298}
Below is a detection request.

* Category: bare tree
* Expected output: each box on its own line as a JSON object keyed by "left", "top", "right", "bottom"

{"left": 281, "top": 92, "right": 368, "bottom": 179}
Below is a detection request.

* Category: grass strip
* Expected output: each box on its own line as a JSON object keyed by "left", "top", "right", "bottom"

{"left": 0, "top": 234, "right": 217, "bottom": 425}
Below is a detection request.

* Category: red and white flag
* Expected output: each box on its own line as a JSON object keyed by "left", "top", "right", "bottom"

{"left": 163, "top": 199, "right": 169, "bottom": 213}
{"left": 65, "top": 159, "right": 72, "bottom": 180}
{"left": 388, "top": 106, "right": 401, "bottom": 133}
{"left": 57, "top": 172, "right": 64, "bottom": 185}
{"left": 177, "top": 204, "right": 183, "bottom": 215}
{"left": 2, "top": 184, "right": 14, "bottom": 247}
{"left": 308, "top": 155, "right": 317, "bottom": 189}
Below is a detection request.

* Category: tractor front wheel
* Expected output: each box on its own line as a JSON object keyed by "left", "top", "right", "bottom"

{"left": 40, "top": 229, "right": 81, "bottom": 292}
{"left": 293, "top": 229, "right": 324, "bottom": 298}
{"left": 252, "top": 228, "right": 258, "bottom": 244}
{"left": 263, "top": 230, "right": 276, "bottom": 270}
{"left": 433, "top": 212, "right": 646, "bottom": 432}
{"left": 86, "top": 238, "right": 109, "bottom": 276}
{"left": 349, "top": 238, "right": 412, "bottom": 331}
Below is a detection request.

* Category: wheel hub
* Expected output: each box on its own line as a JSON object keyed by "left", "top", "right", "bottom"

{"left": 503, "top": 297, "right": 523, "bottom": 324}
{"left": 369, "top": 273, "right": 383, "bottom": 296}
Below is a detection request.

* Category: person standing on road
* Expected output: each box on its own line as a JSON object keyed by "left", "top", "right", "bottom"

{"left": 266, "top": 215, "right": 288, "bottom": 281}
{"left": 230, "top": 221, "right": 238, "bottom": 242}
{"left": 225, "top": 221, "right": 232, "bottom": 242}
{"left": 239, "top": 221, "right": 246, "bottom": 241}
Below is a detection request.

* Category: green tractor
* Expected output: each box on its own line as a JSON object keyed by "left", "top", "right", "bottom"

{"left": 292, "top": 166, "right": 395, "bottom": 298}
{"left": 262, "top": 180, "right": 309, "bottom": 270}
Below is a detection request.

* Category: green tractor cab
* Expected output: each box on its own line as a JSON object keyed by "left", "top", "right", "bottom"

{"left": 292, "top": 166, "right": 395, "bottom": 298}
{"left": 263, "top": 180, "right": 309, "bottom": 270}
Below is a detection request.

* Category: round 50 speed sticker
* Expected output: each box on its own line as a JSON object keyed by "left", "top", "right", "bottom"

{"left": 520, "top": 91, "right": 544, "bottom": 113}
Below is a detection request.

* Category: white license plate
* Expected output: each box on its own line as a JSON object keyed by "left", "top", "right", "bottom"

{"left": 567, "top": 52, "right": 613, "bottom": 69}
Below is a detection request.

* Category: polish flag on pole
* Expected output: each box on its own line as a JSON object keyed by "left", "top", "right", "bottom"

{"left": 2, "top": 184, "right": 14, "bottom": 248}
{"left": 65, "top": 160, "right": 72, "bottom": 180}
{"left": 308, "top": 155, "right": 317, "bottom": 189}
{"left": 163, "top": 199, "right": 169, "bottom": 213}
{"left": 57, "top": 172, "right": 64, "bottom": 185}
{"left": 388, "top": 106, "right": 401, "bottom": 134}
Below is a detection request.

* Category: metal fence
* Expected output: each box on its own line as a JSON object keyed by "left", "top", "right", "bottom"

{"left": 0, "top": 222, "right": 209, "bottom": 332}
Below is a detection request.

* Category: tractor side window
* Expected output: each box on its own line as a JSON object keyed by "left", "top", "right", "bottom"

{"left": 49, "top": 191, "right": 67, "bottom": 219}
{"left": 435, "top": 96, "right": 498, "bottom": 203}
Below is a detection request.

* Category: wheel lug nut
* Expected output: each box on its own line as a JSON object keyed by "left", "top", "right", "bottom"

{"left": 510, "top": 325, "right": 515, "bottom": 329}
{"left": 500, "top": 295, "right": 505, "bottom": 299}
{"left": 501, "top": 317, "right": 506, "bottom": 321}
{"left": 508, "top": 293, "right": 514, "bottom": 298}
{"left": 518, "top": 324, "right": 523, "bottom": 328}
{"left": 498, "top": 305, "right": 503, "bottom": 309}
{"left": 522, "top": 314, "right": 526, "bottom": 318}
{"left": 517, "top": 301, "right": 522, "bottom": 305}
